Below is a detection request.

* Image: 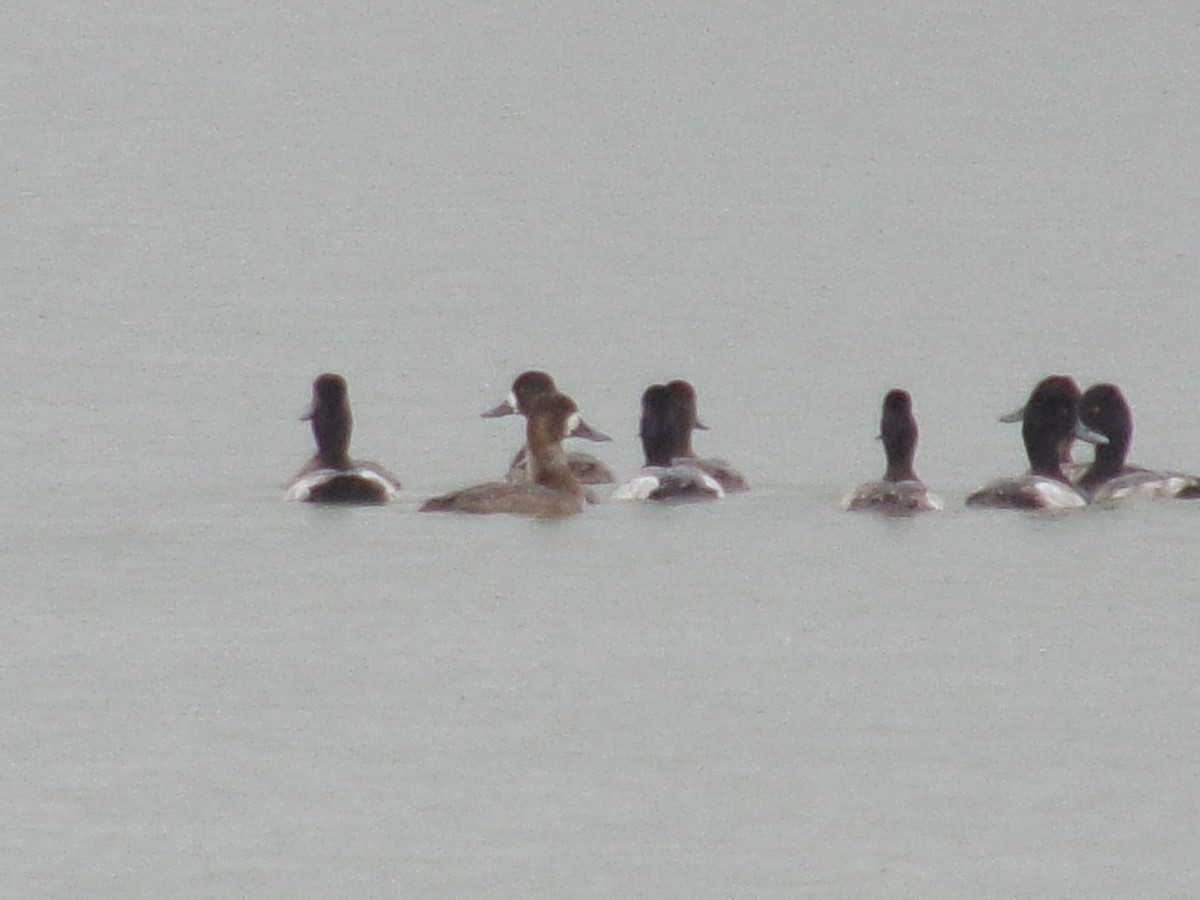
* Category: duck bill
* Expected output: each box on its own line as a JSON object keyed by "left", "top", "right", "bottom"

{"left": 481, "top": 398, "right": 517, "bottom": 418}
{"left": 694, "top": 419, "right": 710, "bottom": 431}
{"left": 1074, "top": 420, "right": 1109, "bottom": 445}
{"left": 997, "top": 405, "right": 1024, "bottom": 424}
{"left": 569, "top": 418, "right": 612, "bottom": 442}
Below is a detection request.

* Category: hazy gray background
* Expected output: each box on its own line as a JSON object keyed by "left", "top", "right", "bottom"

{"left": 4, "top": 3, "right": 1199, "bottom": 897}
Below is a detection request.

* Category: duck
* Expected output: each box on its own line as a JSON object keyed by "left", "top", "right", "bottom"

{"left": 610, "top": 383, "right": 724, "bottom": 501}
{"left": 1074, "top": 383, "right": 1200, "bottom": 502}
{"left": 998, "top": 391, "right": 1087, "bottom": 481}
{"left": 422, "top": 391, "right": 605, "bottom": 516}
{"left": 658, "top": 379, "right": 748, "bottom": 492}
{"left": 844, "top": 389, "right": 942, "bottom": 512}
{"left": 482, "top": 370, "right": 615, "bottom": 484}
{"left": 966, "top": 375, "right": 1106, "bottom": 509}
{"left": 285, "top": 373, "right": 401, "bottom": 504}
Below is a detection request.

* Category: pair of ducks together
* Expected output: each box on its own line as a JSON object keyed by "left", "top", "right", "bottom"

{"left": 846, "top": 375, "right": 1200, "bottom": 512}
{"left": 286, "top": 371, "right": 748, "bottom": 515}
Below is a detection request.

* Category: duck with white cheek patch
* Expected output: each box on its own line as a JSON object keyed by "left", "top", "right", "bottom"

{"left": 481, "top": 369, "right": 615, "bottom": 485}
{"left": 423, "top": 392, "right": 607, "bottom": 516}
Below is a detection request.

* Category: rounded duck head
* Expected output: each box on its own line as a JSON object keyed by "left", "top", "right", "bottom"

{"left": 482, "top": 370, "right": 558, "bottom": 418}
{"left": 1078, "top": 383, "right": 1131, "bottom": 454}
{"left": 526, "top": 391, "right": 608, "bottom": 448}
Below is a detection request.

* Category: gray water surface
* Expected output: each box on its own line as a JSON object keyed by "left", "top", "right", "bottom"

{"left": 4, "top": 4, "right": 1199, "bottom": 897}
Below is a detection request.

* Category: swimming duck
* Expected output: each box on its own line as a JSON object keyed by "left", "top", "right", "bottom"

{"left": 482, "top": 370, "right": 615, "bottom": 484}
{"left": 1075, "top": 383, "right": 1200, "bottom": 502}
{"left": 966, "top": 375, "right": 1106, "bottom": 509}
{"left": 285, "top": 373, "right": 401, "bottom": 504}
{"left": 423, "top": 391, "right": 605, "bottom": 516}
{"left": 659, "top": 379, "right": 748, "bottom": 492}
{"left": 998, "top": 390, "right": 1086, "bottom": 481}
{"left": 844, "top": 389, "right": 942, "bottom": 511}
{"left": 610, "top": 383, "right": 724, "bottom": 501}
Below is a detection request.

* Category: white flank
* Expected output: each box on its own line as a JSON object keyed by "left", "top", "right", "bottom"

{"left": 1030, "top": 477, "right": 1087, "bottom": 509}
{"left": 610, "top": 474, "right": 661, "bottom": 501}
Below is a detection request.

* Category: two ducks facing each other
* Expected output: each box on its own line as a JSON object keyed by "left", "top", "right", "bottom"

{"left": 285, "top": 371, "right": 748, "bottom": 515}
{"left": 846, "top": 375, "right": 1200, "bottom": 513}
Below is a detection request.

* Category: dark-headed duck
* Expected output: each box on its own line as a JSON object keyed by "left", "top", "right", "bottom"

{"left": 662, "top": 379, "right": 748, "bottom": 492}
{"left": 1075, "top": 383, "right": 1200, "bottom": 502}
{"left": 285, "top": 373, "right": 401, "bottom": 504}
{"left": 966, "top": 375, "right": 1105, "bottom": 509}
{"left": 998, "top": 386, "right": 1086, "bottom": 481}
{"left": 611, "top": 383, "right": 724, "bottom": 501}
{"left": 845, "top": 389, "right": 941, "bottom": 512}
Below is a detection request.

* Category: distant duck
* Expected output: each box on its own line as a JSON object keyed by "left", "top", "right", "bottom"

{"left": 998, "top": 386, "right": 1086, "bottom": 481}
{"left": 482, "top": 370, "right": 615, "bottom": 485}
{"left": 285, "top": 373, "right": 401, "bottom": 504}
{"left": 611, "top": 383, "right": 724, "bottom": 501}
{"left": 660, "top": 379, "right": 748, "bottom": 492}
{"left": 423, "top": 391, "right": 606, "bottom": 516}
{"left": 966, "top": 375, "right": 1105, "bottom": 510}
{"left": 1074, "top": 383, "right": 1200, "bottom": 502}
{"left": 844, "top": 389, "right": 941, "bottom": 512}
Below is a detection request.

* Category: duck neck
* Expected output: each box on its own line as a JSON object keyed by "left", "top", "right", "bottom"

{"left": 527, "top": 420, "right": 583, "bottom": 496}
{"left": 883, "top": 457, "right": 917, "bottom": 482}
{"left": 881, "top": 417, "right": 917, "bottom": 482}
{"left": 639, "top": 395, "right": 677, "bottom": 466}
{"left": 313, "top": 406, "right": 353, "bottom": 470}
{"left": 672, "top": 427, "right": 696, "bottom": 460}
{"left": 641, "top": 425, "right": 675, "bottom": 467}
{"left": 1024, "top": 433, "right": 1067, "bottom": 481}
{"left": 1077, "top": 434, "right": 1128, "bottom": 492}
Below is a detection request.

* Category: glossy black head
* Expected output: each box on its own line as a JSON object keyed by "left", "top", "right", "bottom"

{"left": 303, "top": 373, "right": 352, "bottom": 468}
{"left": 1076, "top": 383, "right": 1133, "bottom": 490}
{"left": 880, "top": 388, "right": 919, "bottom": 482}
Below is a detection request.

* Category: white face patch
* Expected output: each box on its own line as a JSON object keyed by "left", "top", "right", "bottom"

{"left": 565, "top": 411, "right": 581, "bottom": 436}
{"left": 508, "top": 391, "right": 518, "bottom": 410}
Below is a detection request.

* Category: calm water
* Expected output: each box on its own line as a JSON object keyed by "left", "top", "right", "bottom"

{"left": 4, "top": 3, "right": 1200, "bottom": 897}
